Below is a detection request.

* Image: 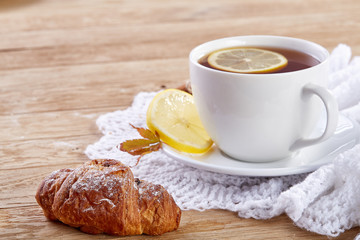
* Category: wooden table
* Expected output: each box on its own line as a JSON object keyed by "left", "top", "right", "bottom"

{"left": 1, "top": 0, "right": 359, "bottom": 239}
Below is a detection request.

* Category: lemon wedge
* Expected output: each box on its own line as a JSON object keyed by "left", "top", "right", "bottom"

{"left": 207, "top": 47, "right": 288, "bottom": 74}
{"left": 146, "top": 89, "right": 213, "bottom": 154}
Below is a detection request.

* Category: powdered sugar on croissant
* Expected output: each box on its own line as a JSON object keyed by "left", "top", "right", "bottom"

{"left": 35, "top": 159, "right": 181, "bottom": 236}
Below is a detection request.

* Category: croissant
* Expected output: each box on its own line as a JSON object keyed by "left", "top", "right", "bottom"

{"left": 35, "top": 159, "right": 181, "bottom": 236}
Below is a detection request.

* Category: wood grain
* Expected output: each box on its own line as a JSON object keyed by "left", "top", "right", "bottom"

{"left": 1, "top": 0, "right": 360, "bottom": 239}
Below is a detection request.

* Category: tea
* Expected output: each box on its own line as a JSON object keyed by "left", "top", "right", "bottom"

{"left": 198, "top": 47, "right": 320, "bottom": 74}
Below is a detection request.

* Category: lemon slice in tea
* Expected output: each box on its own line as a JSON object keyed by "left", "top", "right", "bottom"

{"left": 207, "top": 47, "right": 288, "bottom": 74}
{"left": 146, "top": 89, "right": 213, "bottom": 154}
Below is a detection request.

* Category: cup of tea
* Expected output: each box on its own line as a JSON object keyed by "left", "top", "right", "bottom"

{"left": 189, "top": 35, "right": 339, "bottom": 162}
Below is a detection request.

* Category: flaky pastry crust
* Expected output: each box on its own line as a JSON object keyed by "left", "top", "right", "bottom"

{"left": 35, "top": 159, "right": 181, "bottom": 236}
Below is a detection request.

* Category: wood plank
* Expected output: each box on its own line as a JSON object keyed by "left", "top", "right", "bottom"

{"left": 0, "top": 136, "right": 96, "bottom": 170}
{"left": 0, "top": 207, "right": 358, "bottom": 239}
{"left": 0, "top": 59, "right": 187, "bottom": 115}
{"left": 0, "top": 137, "right": 95, "bottom": 209}
{"left": 0, "top": 13, "right": 359, "bottom": 71}
{"left": 0, "top": 0, "right": 358, "bottom": 33}
{"left": 0, "top": 108, "right": 104, "bottom": 141}
{"left": 0, "top": 167, "right": 51, "bottom": 209}
{"left": 0, "top": 39, "right": 359, "bottom": 116}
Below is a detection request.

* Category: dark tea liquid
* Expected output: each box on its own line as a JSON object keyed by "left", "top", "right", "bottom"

{"left": 198, "top": 47, "right": 321, "bottom": 73}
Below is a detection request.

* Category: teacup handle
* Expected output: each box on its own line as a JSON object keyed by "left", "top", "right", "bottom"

{"left": 290, "top": 83, "right": 339, "bottom": 151}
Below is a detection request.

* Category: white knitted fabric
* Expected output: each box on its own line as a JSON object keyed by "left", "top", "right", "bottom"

{"left": 85, "top": 44, "right": 360, "bottom": 237}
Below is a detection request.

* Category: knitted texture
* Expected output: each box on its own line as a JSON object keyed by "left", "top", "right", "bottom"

{"left": 85, "top": 44, "right": 360, "bottom": 237}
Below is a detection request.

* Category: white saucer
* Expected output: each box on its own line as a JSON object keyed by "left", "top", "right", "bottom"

{"left": 163, "top": 114, "right": 360, "bottom": 177}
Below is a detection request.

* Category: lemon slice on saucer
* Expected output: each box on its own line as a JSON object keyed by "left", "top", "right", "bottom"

{"left": 146, "top": 89, "right": 213, "bottom": 154}
{"left": 207, "top": 47, "right": 288, "bottom": 74}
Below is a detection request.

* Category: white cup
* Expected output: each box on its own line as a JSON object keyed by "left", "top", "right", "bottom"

{"left": 189, "top": 35, "right": 339, "bottom": 162}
